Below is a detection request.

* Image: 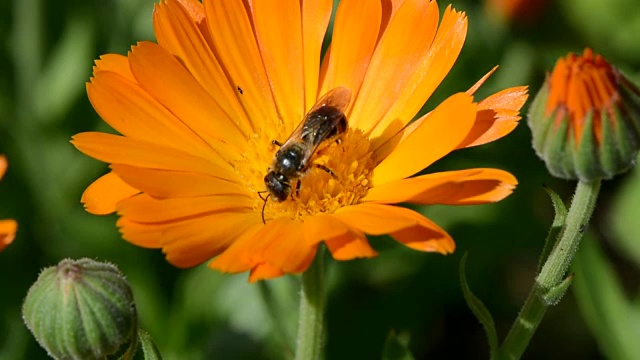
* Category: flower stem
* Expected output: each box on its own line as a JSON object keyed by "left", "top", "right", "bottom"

{"left": 499, "top": 180, "right": 601, "bottom": 359}
{"left": 295, "top": 247, "right": 326, "bottom": 360}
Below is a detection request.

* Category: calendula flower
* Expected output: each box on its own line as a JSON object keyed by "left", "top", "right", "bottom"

{"left": 485, "top": 0, "right": 550, "bottom": 24}
{"left": 529, "top": 48, "right": 640, "bottom": 181}
{"left": 0, "top": 155, "right": 17, "bottom": 252}
{"left": 73, "top": 0, "right": 527, "bottom": 281}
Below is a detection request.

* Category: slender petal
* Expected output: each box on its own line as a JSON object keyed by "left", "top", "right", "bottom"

{"left": 87, "top": 71, "right": 214, "bottom": 156}
{"left": 203, "top": 0, "right": 279, "bottom": 129}
{"left": 364, "top": 168, "right": 517, "bottom": 205}
{"left": 93, "top": 54, "right": 134, "bottom": 81}
{"left": 325, "top": 230, "right": 378, "bottom": 260}
{"left": 154, "top": 0, "right": 252, "bottom": 133}
{"left": 252, "top": 0, "right": 305, "bottom": 128}
{"left": 301, "top": 0, "right": 333, "bottom": 110}
{"left": 82, "top": 172, "right": 139, "bottom": 215}
{"left": 368, "top": 5, "right": 468, "bottom": 142}
{"left": 333, "top": 203, "right": 454, "bottom": 253}
{"left": 119, "top": 211, "right": 259, "bottom": 267}
{"left": 128, "top": 42, "right": 246, "bottom": 154}
{"left": 372, "top": 92, "right": 477, "bottom": 185}
{"left": 110, "top": 164, "right": 249, "bottom": 199}
{"left": 319, "top": 0, "right": 381, "bottom": 104}
{"left": 350, "top": 0, "right": 439, "bottom": 133}
{"left": 72, "top": 132, "right": 236, "bottom": 180}
{"left": 457, "top": 86, "right": 529, "bottom": 148}
{"left": 117, "top": 194, "right": 253, "bottom": 223}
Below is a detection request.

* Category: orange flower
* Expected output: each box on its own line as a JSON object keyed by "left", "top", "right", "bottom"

{"left": 73, "top": 0, "right": 528, "bottom": 281}
{"left": 485, "top": 0, "right": 550, "bottom": 24}
{"left": 0, "top": 155, "right": 17, "bottom": 252}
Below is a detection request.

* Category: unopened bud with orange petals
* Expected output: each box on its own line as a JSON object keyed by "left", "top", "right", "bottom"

{"left": 528, "top": 48, "right": 640, "bottom": 181}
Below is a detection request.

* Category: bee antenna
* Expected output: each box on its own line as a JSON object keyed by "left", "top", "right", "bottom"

{"left": 261, "top": 193, "right": 271, "bottom": 224}
{"left": 257, "top": 190, "right": 268, "bottom": 201}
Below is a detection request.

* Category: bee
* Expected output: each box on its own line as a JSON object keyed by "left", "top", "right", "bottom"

{"left": 261, "top": 86, "right": 352, "bottom": 223}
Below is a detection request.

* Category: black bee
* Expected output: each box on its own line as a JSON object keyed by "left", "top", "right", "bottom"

{"left": 261, "top": 86, "right": 352, "bottom": 223}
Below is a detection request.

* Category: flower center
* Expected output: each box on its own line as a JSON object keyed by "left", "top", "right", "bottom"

{"left": 233, "top": 128, "right": 375, "bottom": 221}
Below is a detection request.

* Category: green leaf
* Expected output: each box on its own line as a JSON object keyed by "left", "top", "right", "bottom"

{"left": 572, "top": 235, "right": 640, "bottom": 360}
{"left": 459, "top": 253, "right": 498, "bottom": 359}
{"left": 537, "top": 185, "right": 568, "bottom": 272}
{"left": 382, "top": 331, "right": 414, "bottom": 360}
{"left": 34, "top": 13, "right": 94, "bottom": 124}
{"left": 610, "top": 168, "right": 640, "bottom": 268}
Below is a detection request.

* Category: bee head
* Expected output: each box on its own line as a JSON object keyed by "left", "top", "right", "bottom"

{"left": 264, "top": 171, "right": 291, "bottom": 202}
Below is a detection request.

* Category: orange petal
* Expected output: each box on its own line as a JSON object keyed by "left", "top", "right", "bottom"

{"left": 319, "top": 0, "right": 381, "bottom": 105}
{"left": 87, "top": 71, "right": 214, "bottom": 156}
{"left": 208, "top": 221, "right": 265, "bottom": 273}
{"left": 82, "top": 172, "right": 140, "bottom": 215}
{"left": 363, "top": 168, "right": 518, "bottom": 205}
{"left": 117, "top": 193, "right": 253, "bottom": 223}
{"left": 252, "top": 0, "right": 304, "bottom": 126}
{"left": 128, "top": 41, "right": 245, "bottom": 155}
{"left": 324, "top": 229, "right": 378, "bottom": 260}
{"left": 111, "top": 164, "right": 249, "bottom": 199}
{"left": 203, "top": 0, "right": 279, "bottom": 130}
{"left": 249, "top": 263, "right": 286, "bottom": 282}
{"left": 210, "top": 218, "right": 317, "bottom": 278}
{"left": 368, "top": 5, "right": 468, "bottom": 141}
{"left": 457, "top": 86, "right": 529, "bottom": 148}
{"left": 390, "top": 219, "right": 454, "bottom": 254}
{"left": 0, "top": 219, "right": 17, "bottom": 252}
{"left": 349, "top": 0, "right": 439, "bottom": 133}
{"left": 71, "top": 132, "right": 235, "bottom": 180}
{"left": 0, "top": 155, "right": 6, "bottom": 180}
{"left": 154, "top": 0, "right": 252, "bottom": 133}
{"left": 119, "top": 211, "right": 259, "bottom": 267}
{"left": 466, "top": 65, "right": 498, "bottom": 96}
{"left": 333, "top": 203, "right": 454, "bottom": 253}
{"left": 301, "top": 0, "right": 333, "bottom": 110}
{"left": 175, "top": 0, "right": 205, "bottom": 22}
{"left": 117, "top": 217, "right": 163, "bottom": 248}
{"left": 372, "top": 92, "right": 477, "bottom": 185}
{"left": 93, "top": 54, "right": 134, "bottom": 81}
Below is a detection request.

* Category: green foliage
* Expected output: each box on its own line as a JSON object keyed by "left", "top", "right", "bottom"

{"left": 382, "top": 331, "right": 414, "bottom": 360}
{"left": 459, "top": 253, "right": 498, "bottom": 359}
{"left": 572, "top": 235, "right": 640, "bottom": 360}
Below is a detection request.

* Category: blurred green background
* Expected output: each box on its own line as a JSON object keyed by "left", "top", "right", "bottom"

{"left": 2, "top": 0, "right": 640, "bottom": 359}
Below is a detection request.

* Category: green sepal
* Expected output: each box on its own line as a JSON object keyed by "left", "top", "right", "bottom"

{"left": 459, "top": 253, "right": 498, "bottom": 360}
{"left": 138, "top": 330, "right": 163, "bottom": 360}
{"left": 537, "top": 185, "right": 568, "bottom": 272}
{"left": 540, "top": 274, "right": 573, "bottom": 306}
{"left": 382, "top": 330, "right": 414, "bottom": 360}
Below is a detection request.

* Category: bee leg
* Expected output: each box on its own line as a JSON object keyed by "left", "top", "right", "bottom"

{"left": 272, "top": 140, "right": 284, "bottom": 147}
{"left": 261, "top": 193, "right": 270, "bottom": 224}
{"left": 294, "top": 180, "right": 302, "bottom": 197}
{"left": 314, "top": 164, "right": 337, "bottom": 179}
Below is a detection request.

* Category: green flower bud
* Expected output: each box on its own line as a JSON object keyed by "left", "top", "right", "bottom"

{"left": 22, "top": 258, "right": 137, "bottom": 359}
{"left": 528, "top": 48, "right": 640, "bottom": 181}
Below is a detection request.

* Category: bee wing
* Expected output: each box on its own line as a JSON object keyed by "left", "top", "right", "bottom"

{"left": 280, "top": 86, "right": 352, "bottom": 149}
{"left": 307, "top": 86, "right": 352, "bottom": 115}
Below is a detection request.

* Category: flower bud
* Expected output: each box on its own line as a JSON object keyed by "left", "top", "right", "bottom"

{"left": 528, "top": 48, "right": 640, "bottom": 181}
{"left": 22, "top": 258, "right": 137, "bottom": 359}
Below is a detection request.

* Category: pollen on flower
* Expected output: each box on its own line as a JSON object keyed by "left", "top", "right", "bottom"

{"left": 232, "top": 128, "right": 375, "bottom": 222}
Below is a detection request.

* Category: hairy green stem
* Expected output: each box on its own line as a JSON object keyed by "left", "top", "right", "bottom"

{"left": 499, "top": 180, "right": 601, "bottom": 359}
{"left": 295, "top": 248, "right": 326, "bottom": 360}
